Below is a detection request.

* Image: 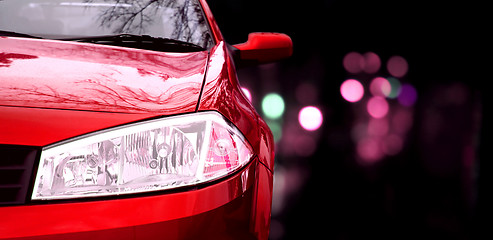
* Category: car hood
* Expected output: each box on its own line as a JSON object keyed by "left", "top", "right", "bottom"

{"left": 0, "top": 37, "right": 209, "bottom": 146}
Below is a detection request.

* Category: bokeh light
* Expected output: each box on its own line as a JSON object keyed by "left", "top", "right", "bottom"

{"left": 386, "top": 77, "right": 401, "bottom": 99}
{"left": 397, "top": 84, "right": 417, "bottom": 106}
{"left": 392, "top": 108, "right": 414, "bottom": 134}
{"left": 340, "top": 79, "right": 364, "bottom": 102}
{"left": 357, "top": 137, "right": 383, "bottom": 163}
{"left": 367, "top": 117, "right": 389, "bottom": 136}
{"left": 262, "top": 93, "right": 285, "bottom": 119}
{"left": 343, "top": 52, "right": 364, "bottom": 74}
{"left": 387, "top": 55, "right": 408, "bottom": 78}
{"left": 294, "top": 134, "right": 317, "bottom": 157}
{"left": 367, "top": 96, "right": 389, "bottom": 118}
{"left": 370, "top": 77, "right": 391, "bottom": 97}
{"left": 241, "top": 87, "right": 252, "bottom": 102}
{"left": 298, "top": 106, "right": 323, "bottom": 131}
{"left": 363, "top": 52, "right": 381, "bottom": 74}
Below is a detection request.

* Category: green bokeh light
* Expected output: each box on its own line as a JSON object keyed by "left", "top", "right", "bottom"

{"left": 387, "top": 77, "right": 401, "bottom": 99}
{"left": 262, "top": 93, "right": 285, "bottom": 119}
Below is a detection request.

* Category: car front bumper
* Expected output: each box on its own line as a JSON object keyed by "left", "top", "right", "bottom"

{"left": 0, "top": 159, "right": 273, "bottom": 240}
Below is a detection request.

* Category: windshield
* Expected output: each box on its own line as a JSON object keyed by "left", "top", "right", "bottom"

{"left": 0, "top": 0, "right": 213, "bottom": 49}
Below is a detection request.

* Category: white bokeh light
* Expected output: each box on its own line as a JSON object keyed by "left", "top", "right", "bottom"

{"left": 298, "top": 106, "right": 323, "bottom": 131}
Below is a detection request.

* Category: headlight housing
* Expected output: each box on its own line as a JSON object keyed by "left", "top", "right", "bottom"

{"left": 32, "top": 111, "right": 253, "bottom": 200}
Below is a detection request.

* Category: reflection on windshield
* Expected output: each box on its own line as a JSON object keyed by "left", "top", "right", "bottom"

{"left": 0, "top": 0, "right": 213, "bottom": 48}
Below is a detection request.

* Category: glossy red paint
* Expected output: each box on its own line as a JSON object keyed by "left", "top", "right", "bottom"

{"left": 0, "top": 0, "right": 282, "bottom": 239}
{"left": 0, "top": 37, "right": 208, "bottom": 114}
{"left": 252, "top": 162, "right": 274, "bottom": 239}
{"left": 233, "top": 33, "right": 293, "bottom": 64}
{"left": 0, "top": 106, "right": 158, "bottom": 146}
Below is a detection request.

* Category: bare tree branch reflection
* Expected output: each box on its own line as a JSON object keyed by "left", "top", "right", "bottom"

{"left": 90, "top": 0, "right": 158, "bottom": 34}
{"left": 83, "top": 0, "right": 212, "bottom": 48}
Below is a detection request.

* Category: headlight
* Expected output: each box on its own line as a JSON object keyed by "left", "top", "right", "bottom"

{"left": 32, "top": 111, "right": 253, "bottom": 200}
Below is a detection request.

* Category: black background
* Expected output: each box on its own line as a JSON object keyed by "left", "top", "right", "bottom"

{"left": 207, "top": 0, "right": 487, "bottom": 239}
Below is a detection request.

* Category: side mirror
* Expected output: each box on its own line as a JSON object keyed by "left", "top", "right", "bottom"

{"left": 232, "top": 32, "right": 293, "bottom": 66}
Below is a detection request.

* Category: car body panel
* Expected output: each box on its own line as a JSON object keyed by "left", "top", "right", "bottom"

{"left": 0, "top": 0, "right": 276, "bottom": 239}
{"left": 0, "top": 40, "right": 274, "bottom": 240}
{"left": 0, "top": 106, "right": 160, "bottom": 146}
{"left": 0, "top": 37, "right": 208, "bottom": 114}
{"left": 0, "top": 37, "right": 208, "bottom": 146}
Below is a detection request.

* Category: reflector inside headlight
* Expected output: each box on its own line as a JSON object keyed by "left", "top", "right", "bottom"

{"left": 32, "top": 112, "right": 253, "bottom": 200}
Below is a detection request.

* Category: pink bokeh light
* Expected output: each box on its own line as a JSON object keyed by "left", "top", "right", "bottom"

{"left": 357, "top": 137, "right": 383, "bottom": 163}
{"left": 294, "top": 134, "right": 317, "bottom": 157}
{"left": 387, "top": 56, "right": 408, "bottom": 78}
{"left": 367, "top": 96, "right": 389, "bottom": 118}
{"left": 340, "top": 79, "right": 364, "bottom": 102}
{"left": 343, "top": 52, "right": 365, "bottom": 74}
{"left": 369, "top": 77, "right": 391, "bottom": 97}
{"left": 363, "top": 52, "right": 381, "bottom": 74}
{"left": 298, "top": 106, "right": 323, "bottom": 131}
{"left": 392, "top": 108, "right": 413, "bottom": 134}
{"left": 367, "top": 117, "right": 389, "bottom": 136}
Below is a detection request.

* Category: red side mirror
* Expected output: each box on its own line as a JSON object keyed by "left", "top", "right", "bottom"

{"left": 233, "top": 32, "right": 293, "bottom": 65}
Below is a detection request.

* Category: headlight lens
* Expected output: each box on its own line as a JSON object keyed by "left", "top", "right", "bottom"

{"left": 32, "top": 111, "right": 253, "bottom": 200}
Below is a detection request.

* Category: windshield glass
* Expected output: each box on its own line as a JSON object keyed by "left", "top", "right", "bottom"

{"left": 0, "top": 0, "right": 213, "bottom": 49}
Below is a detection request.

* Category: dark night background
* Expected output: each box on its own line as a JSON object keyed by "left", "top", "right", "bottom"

{"left": 207, "top": 0, "right": 487, "bottom": 239}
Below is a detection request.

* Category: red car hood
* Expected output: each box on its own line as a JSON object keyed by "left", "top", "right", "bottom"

{"left": 0, "top": 37, "right": 209, "bottom": 146}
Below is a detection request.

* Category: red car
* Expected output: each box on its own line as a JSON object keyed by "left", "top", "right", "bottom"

{"left": 0, "top": 0, "right": 292, "bottom": 239}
